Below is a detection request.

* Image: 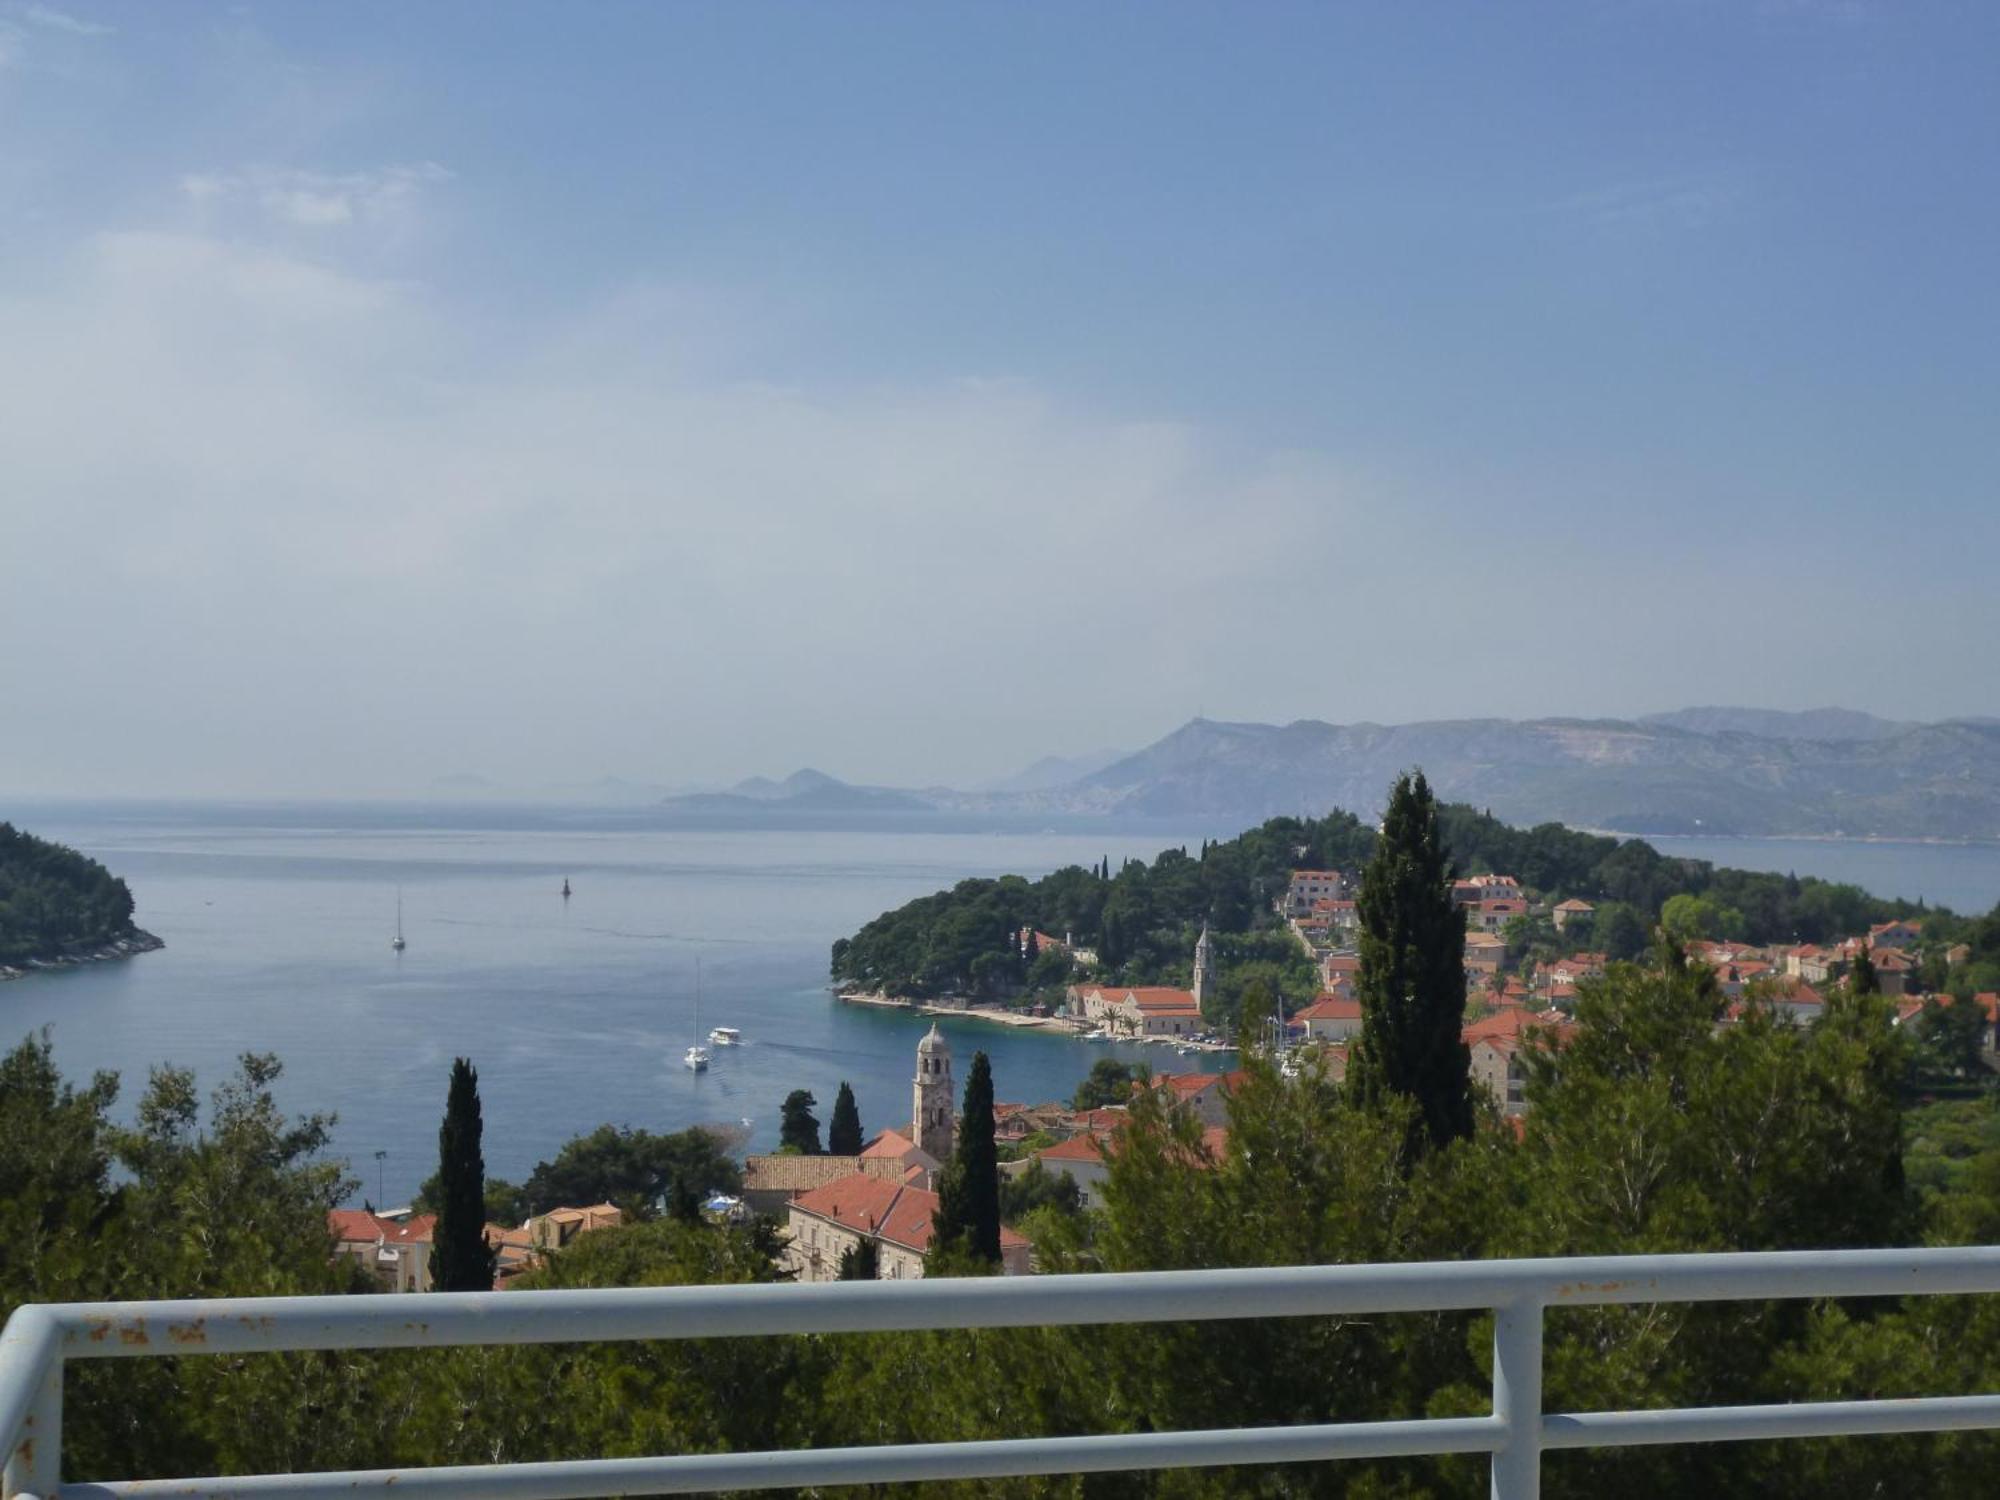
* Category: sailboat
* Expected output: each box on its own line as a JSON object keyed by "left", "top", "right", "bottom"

{"left": 391, "top": 889, "right": 406, "bottom": 952}
{"left": 561, "top": 877, "right": 571, "bottom": 900}
{"left": 683, "top": 958, "right": 711, "bottom": 1071}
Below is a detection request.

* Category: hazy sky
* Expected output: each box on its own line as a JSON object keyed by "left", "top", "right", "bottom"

{"left": 4, "top": 2, "right": 1997, "bottom": 798}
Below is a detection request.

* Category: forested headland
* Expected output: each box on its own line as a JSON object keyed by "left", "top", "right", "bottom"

{"left": 830, "top": 801, "right": 1940, "bottom": 1013}
{"left": 0, "top": 821, "right": 158, "bottom": 973}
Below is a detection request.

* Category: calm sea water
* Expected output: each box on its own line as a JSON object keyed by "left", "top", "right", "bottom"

{"left": 0, "top": 807, "right": 1221, "bottom": 1209}
{"left": 1628, "top": 835, "right": 2000, "bottom": 917}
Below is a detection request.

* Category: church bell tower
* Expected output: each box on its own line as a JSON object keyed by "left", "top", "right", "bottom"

{"left": 913, "top": 1022, "right": 955, "bottom": 1162}
{"left": 1193, "top": 921, "right": 1217, "bottom": 1010}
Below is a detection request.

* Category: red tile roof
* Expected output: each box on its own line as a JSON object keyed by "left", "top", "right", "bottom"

{"left": 791, "top": 1172, "right": 1027, "bottom": 1254}
{"left": 1297, "top": 995, "right": 1363, "bottom": 1022}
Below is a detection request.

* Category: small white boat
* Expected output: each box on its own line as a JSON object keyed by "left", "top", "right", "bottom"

{"left": 708, "top": 1026, "right": 742, "bottom": 1047}
{"left": 391, "top": 888, "right": 406, "bottom": 952}
{"left": 683, "top": 958, "right": 711, "bottom": 1070}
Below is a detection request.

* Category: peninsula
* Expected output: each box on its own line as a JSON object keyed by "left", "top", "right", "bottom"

{"left": 0, "top": 821, "right": 161, "bottom": 980}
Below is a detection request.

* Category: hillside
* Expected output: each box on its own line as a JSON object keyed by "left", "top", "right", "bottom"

{"left": 996, "top": 713, "right": 2000, "bottom": 838}
{"left": 830, "top": 801, "right": 1923, "bottom": 1010}
{"left": 0, "top": 822, "right": 159, "bottom": 972}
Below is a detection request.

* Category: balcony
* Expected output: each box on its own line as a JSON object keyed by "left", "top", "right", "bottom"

{"left": 5, "top": 1245, "right": 2000, "bottom": 1498}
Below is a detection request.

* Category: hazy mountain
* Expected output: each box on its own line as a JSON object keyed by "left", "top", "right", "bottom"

{"left": 662, "top": 768, "right": 930, "bottom": 819}
{"left": 980, "top": 747, "right": 1129, "bottom": 794}
{"left": 1024, "top": 714, "right": 2000, "bottom": 838}
{"left": 1639, "top": 706, "right": 1911, "bottom": 742}
{"left": 652, "top": 710, "right": 2000, "bottom": 839}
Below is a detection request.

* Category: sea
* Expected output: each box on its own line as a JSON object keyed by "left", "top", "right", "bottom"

{"left": 0, "top": 804, "right": 1226, "bottom": 1209}
{"left": 6, "top": 804, "right": 1998, "bottom": 1212}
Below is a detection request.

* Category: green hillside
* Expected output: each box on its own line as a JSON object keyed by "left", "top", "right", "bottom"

{"left": 0, "top": 822, "right": 152, "bottom": 968}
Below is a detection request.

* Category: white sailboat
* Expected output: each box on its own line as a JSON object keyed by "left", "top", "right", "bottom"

{"left": 683, "top": 958, "right": 711, "bottom": 1071}
{"left": 391, "top": 889, "right": 406, "bottom": 952}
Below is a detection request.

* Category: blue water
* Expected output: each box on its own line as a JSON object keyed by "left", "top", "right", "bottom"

{"left": 1629, "top": 835, "right": 2000, "bottom": 917}
{"left": 0, "top": 808, "right": 1219, "bottom": 1209}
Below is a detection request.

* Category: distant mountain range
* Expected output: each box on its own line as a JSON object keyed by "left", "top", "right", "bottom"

{"left": 652, "top": 708, "right": 2000, "bottom": 840}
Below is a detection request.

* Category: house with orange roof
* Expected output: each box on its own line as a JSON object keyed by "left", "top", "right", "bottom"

{"left": 1071, "top": 983, "right": 1204, "bottom": 1038}
{"left": 1283, "top": 869, "right": 1348, "bottom": 917}
{"left": 1319, "top": 951, "right": 1361, "bottom": 994}
{"left": 328, "top": 1209, "right": 437, "bottom": 1292}
{"left": 1469, "top": 898, "right": 1529, "bottom": 934}
{"left": 1551, "top": 898, "right": 1595, "bottom": 933}
{"left": 1463, "top": 931, "right": 1507, "bottom": 978}
{"left": 783, "top": 1171, "right": 1031, "bottom": 1281}
{"left": 1297, "top": 992, "right": 1364, "bottom": 1042}
{"left": 1147, "top": 1070, "right": 1247, "bottom": 1127}
{"left": 1465, "top": 1009, "right": 1573, "bottom": 1118}
{"left": 1869, "top": 919, "right": 1924, "bottom": 951}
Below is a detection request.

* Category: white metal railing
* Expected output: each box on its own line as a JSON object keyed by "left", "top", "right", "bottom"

{"left": 5, "top": 1246, "right": 2000, "bottom": 1499}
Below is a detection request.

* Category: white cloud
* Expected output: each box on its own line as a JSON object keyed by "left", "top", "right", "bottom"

{"left": 0, "top": 225, "right": 1368, "bottom": 794}
{"left": 179, "top": 163, "right": 452, "bottom": 232}
{"left": 18, "top": 4, "right": 112, "bottom": 36}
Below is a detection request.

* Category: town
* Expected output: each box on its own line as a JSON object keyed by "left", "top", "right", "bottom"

{"left": 328, "top": 857, "right": 1996, "bottom": 1294}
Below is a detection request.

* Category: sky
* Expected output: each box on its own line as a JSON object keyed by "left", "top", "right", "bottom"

{"left": 3, "top": 1, "right": 1997, "bottom": 798}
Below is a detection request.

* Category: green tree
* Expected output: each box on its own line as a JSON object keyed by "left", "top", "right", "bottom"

{"left": 1071, "top": 1056, "right": 1147, "bottom": 1109}
{"left": 827, "top": 1081, "right": 863, "bottom": 1156}
{"left": 1597, "top": 901, "right": 1650, "bottom": 962}
{"left": 998, "top": 1160, "right": 1083, "bottom": 1222}
{"left": 414, "top": 1173, "right": 528, "bottom": 1227}
{"left": 930, "top": 1051, "right": 1000, "bottom": 1268}
{"left": 836, "top": 1238, "right": 880, "bottom": 1280}
{"left": 1849, "top": 942, "right": 1880, "bottom": 996}
{"left": 1348, "top": 771, "right": 1474, "bottom": 1153}
{"left": 521, "top": 1124, "right": 740, "bottom": 1222}
{"left": 432, "top": 1058, "right": 496, "bottom": 1293}
{"left": 779, "top": 1089, "right": 823, "bottom": 1155}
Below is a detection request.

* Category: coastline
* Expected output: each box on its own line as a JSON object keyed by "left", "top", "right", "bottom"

{"left": 0, "top": 929, "right": 164, "bottom": 983}
{"left": 835, "top": 990, "right": 1236, "bottom": 1052}
{"left": 838, "top": 990, "right": 1069, "bottom": 1031}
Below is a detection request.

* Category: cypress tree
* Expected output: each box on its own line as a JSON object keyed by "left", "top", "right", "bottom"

{"left": 930, "top": 1051, "right": 1000, "bottom": 1267}
{"left": 828, "top": 1081, "right": 863, "bottom": 1156}
{"left": 433, "top": 1057, "right": 496, "bottom": 1293}
{"left": 779, "top": 1089, "right": 823, "bottom": 1155}
{"left": 1850, "top": 942, "right": 1880, "bottom": 996}
{"left": 1347, "top": 771, "right": 1474, "bottom": 1155}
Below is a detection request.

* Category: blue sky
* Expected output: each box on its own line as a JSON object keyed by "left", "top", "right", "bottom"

{"left": 3, "top": 3, "right": 1996, "bottom": 796}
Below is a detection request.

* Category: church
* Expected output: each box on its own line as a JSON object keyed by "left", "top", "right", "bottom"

{"left": 777, "top": 1024, "right": 1032, "bottom": 1281}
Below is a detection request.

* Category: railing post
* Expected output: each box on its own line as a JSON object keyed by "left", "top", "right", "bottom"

{"left": 1490, "top": 1297, "right": 1542, "bottom": 1500}
{"left": 2, "top": 1356, "right": 59, "bottom": 1500}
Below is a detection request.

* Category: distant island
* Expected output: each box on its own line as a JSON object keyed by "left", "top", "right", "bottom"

{"left": 660, "top": 706, "right": 2000, "bottom": 841}
{"left": 0, "top": 822, "right": 161, "bottom": 979}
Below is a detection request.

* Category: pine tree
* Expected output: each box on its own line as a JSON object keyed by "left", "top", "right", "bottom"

{"left": 930, "top": 1051, "right": 1000, "bottom": 1267}
{"left": 433, "top": 1057, "right": 496, "bottom": 1293}
{"left": 828, "top": 1081, "right": 863, "bottom": 1156}
{"left": 779, "top": 1089, "right": 823, "bottom": 1155}
{"left": 1347, "top": 772, "right": 1473, "bottom": 1155}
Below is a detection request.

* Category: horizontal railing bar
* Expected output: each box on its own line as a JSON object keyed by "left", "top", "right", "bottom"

{"left": 42, "top": 1246, "right": 2000, "bottom": 1361}
{"left": 65, "top": 1416, "right": 1509, "bottom": 1498}
{"left": 1545, "top": 1393, "right": 2000, "bottom": 1449}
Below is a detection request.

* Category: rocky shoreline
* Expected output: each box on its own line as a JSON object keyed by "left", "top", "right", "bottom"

{"left": 0, "top": 929, "right": 165, "bottom": 982}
